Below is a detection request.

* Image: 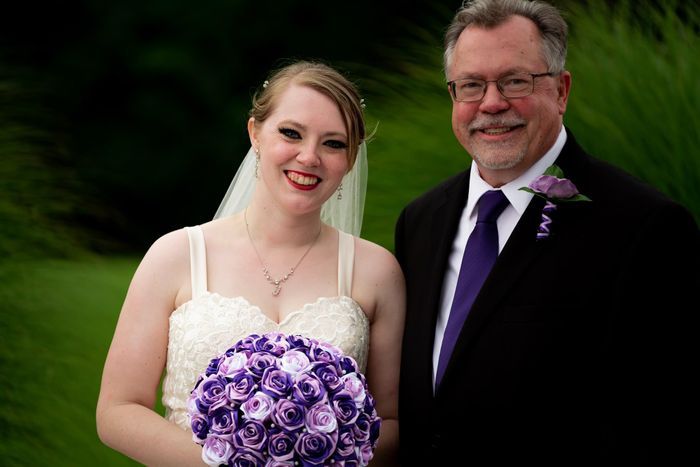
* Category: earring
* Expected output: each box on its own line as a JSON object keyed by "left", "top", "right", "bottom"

{"left": 336, "top": 182, "right": 343, "bottom": 200}
{"left": 254, "top": 148, "right": 260, "bottom": 179}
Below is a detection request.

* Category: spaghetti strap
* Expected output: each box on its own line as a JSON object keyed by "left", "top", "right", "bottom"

{"left": 337, "top": 230, "right": 355, "bottom": 297}
{"left": 184, "top": 226, "right": 208, "bottom": 299}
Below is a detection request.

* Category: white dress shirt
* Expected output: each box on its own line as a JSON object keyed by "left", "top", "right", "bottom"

{"left": 432, "top": 127, "right": 568, "bottom": 390}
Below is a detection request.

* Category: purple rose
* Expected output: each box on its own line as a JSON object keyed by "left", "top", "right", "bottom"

{"left": 230, "top": 448, "right": 265, "bottom": 466}
{"left": 270, "top": 399, "right": 305, "bottom": 431}
{"left": 369, "top": 417, "right": 381, "bottom": 446}
{"left": 265, "top": 461, "right": 295, "bottom": 467}
{"left": 528, "top": 175, "right": 579, "bottom": 199}
{"left": 338, "top": 356, "right": 358, "bottom": 375}
{"left": 233, "top": 419, "right": 268, "bottom": 452}
{"left": 210, "top": 407, "right": 238, "bottom": 436}
{"left": 196, "top": 374, "right": 229, "bottom": 413}
{"left": 305, "top": 403, "right": 338, "bottom": 433}
{"left": 254, "top": 333, "right": 290, "bottom": 356}
{"left": 334, "top": 426, "right": 356, "bottom": 459}
{"left": 277, "top": 350, "right": 310, "bottom": 376}
{"left": 201, "top": 434, "right": 235, "bottom": 466}
{"left": 268, "top": 430, "right": 297, "bottom": 461}
{"left": 225, "top": 372, "right": 257, "bottom": 402}
{"left": 232, "top": 334, "right": 259, "bottom": 354}
{"left": 311, "top": 341, "right": 342, "bottom": 364}
{"left": 311, "top": 362, "right": 343, "bottom": 393}
{"left": 292, "top": 373, "right": 326, "bottom": 407}
{"left": 260, "top": 368, "right": 293, "bottom": 398}
{"left": 205, "top": 355, "right": 225, "bottom": 376}
{"left": 190, "top": 412, "right": 210, "bottom": 441}
{"left": 246, "top": 351, "right": 277, "bottom": 378}
{"left": 241, "top": 391, "right": 274, "bottom": 421}
{"left": 286, "top": 334, "right": 313, "bottom": 351}
{"left": 352, "top": 413, "right": 371, "bottom": 443}
{"left": 331, "top": 391, "right": 360, "bottom": 425}
{"left": 295, "top": 431, "right": 338, "bottom": 465}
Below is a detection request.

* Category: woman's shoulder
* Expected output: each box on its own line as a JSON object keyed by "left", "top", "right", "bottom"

{"left": 136, "top": 226, "right": 195, "bottom": 277}
{"left": 353, "top": 236, "right": 403, "bottom": 282}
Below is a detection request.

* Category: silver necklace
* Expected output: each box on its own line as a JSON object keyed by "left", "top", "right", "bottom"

{"left": 244, "top": 209, "right": 322, "bottom": 297}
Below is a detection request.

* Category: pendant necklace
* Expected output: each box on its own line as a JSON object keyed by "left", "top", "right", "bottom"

{"left": 244, "top": 209, "right": 322, "bottom": 296}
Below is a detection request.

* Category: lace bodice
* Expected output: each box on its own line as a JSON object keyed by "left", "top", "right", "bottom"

{"left": 161, "top": 226, "right": 370, "bottom": 431}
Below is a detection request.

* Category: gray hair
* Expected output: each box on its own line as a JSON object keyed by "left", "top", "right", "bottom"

{"left": 444, "top": 0, "right": 568, "bottom": 77}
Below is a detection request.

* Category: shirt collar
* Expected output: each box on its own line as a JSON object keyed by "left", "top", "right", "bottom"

{"left": 466, "top": 126, "right": 567, "bottom": 218}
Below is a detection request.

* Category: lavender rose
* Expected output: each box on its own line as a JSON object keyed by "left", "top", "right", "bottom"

{"left": 340, "top": 373, "right": 366, "bottom": 408}
{"left": 241, "top": 391, "right": 274, "bottom": 421}
{"left": 277, "top": 350, "right": 310, "bottom": 376}
{"left": 528, "top": 175, "right": 579, "bottom": 199}
{"left": 201, "top": 434, "right": 235, "bottom": 467}
{"left": 218, "top": 352, "right": 249, "bottom": 376}
{"left": 295, "top": 431, "right": 338, "bottom": 465}
{"left": 305, "top": 403, "right": 338, "bottom": 433}
{"left": 233, "top": 420, "right": 268, "bottom": 452}
{"left": 357, "top": 442, "right": 374, "bottom": 465}
{"left": 270, "top": 399, "right": 305, "bottom": 431}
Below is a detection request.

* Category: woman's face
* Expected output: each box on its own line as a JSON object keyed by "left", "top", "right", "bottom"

{"left": 249, "top": 84, "right": 349, "bottom": 216}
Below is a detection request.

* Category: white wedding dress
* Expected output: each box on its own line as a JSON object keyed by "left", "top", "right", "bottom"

{"left": 161, "top": 226, "right": 370, "bottom": 431}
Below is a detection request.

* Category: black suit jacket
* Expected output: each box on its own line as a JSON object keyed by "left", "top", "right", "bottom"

{"left": 395, "top": 130, "right": 698, "bottom": 465}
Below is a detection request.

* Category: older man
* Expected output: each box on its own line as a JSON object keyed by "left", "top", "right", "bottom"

{"left": 396, "top": 0, "right": 697, "bottom": 464}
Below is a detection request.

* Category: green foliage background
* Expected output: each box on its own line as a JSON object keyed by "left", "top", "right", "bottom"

{"left": 1, "top": 1, "right": 698, "bottom": 465}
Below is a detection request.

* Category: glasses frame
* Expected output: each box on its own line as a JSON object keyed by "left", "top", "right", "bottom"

{"left": 447, "top": 72, "right": 558, "bottom": 102}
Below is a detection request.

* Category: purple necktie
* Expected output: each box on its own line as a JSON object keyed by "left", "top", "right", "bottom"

{"left": 436, "top": 190, "right": 509, "bottom": 386}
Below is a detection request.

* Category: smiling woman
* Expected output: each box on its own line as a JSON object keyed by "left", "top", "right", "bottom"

{"left": 95, "top": 60, "right": 405, "bottom": 466}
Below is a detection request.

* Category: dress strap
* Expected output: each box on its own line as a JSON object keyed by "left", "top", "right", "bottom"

{"left": 184, "top": 226, "right": 208, "bottom": 299}
{"left": 337, "top": 230, "right": 355, "bottom": 297}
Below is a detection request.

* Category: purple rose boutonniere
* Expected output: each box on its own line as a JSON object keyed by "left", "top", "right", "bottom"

{"left": 519, "top": 164, "right": 591, "bottom": 240}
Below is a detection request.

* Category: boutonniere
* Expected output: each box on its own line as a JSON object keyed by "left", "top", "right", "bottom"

{"left": 519, "top": 164, "right": 591, "bottom": 240}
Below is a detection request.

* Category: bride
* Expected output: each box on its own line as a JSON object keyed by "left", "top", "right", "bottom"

{"left": 96, "top": 61, "right": 405, "bottom": 465}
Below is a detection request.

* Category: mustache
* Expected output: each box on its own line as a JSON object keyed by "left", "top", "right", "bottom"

{"left": 468, "top": 117, "right": 526, "bottom": 131}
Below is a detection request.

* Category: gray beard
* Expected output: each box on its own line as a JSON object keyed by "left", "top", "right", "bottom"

{"left": 471, "top": 146, "right": 526, "bottom": 170}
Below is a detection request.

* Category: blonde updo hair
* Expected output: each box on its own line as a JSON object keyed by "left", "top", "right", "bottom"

{"left": 250, "top": 61, "right": 366, "bottom": 169}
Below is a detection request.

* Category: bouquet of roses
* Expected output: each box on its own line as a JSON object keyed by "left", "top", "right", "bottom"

{"left": 188, "top": 332, "right": 381, "bottom": 466}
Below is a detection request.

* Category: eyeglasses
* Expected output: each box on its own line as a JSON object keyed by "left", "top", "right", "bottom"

{"left": 448, "top": 72, "right": 557, "bottom": 102}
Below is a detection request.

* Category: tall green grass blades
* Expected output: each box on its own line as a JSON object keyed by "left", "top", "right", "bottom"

{"left": 564, "top": 0, "right": 700, "bottom": 221}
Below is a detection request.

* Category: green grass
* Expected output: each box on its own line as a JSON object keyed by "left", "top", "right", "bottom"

{"left": 0, "top": 258, "right": 141, "bottom": 466}
{"left": 564, "top": 0, "right": 700, "bottom": 220}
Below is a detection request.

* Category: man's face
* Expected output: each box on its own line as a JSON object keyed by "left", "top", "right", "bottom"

{"left": 448, "top": 15, "right": 571, "bottom": 186}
